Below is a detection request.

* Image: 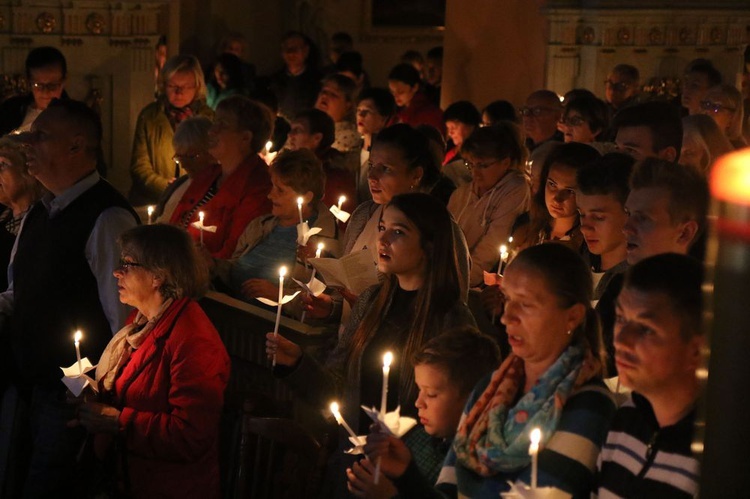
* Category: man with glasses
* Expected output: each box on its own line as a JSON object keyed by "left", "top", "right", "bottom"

{"left": 603, "top": 64, "right": 640, "bottom": 114}
{"left": 520, "top": 89, "right": 563, "bottom": 151}
{"left": 0, "top": 99, "right": 138, "bottom": 495}
{"left": 0, "top": 46, "right": 68, "bottom": 135}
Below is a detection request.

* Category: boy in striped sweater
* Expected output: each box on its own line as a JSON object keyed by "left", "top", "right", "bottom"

{"left": 596, "top": 253, "right": 703, "bottom": 498}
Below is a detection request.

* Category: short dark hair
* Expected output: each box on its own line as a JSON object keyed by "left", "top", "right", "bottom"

{"left": 612, "top": 64, "right": 640, "bottom": 83}
{"left": 46, "top": 99, "right": 102, "bottom": 155}
{"left": 293, "top": 108, "right": 335, "bottom": 150}
{"left": 400, "top": 50, "right": 424, "bottom": 66}
{"left": 482, "top": 100, "right": 518, "bottom": 125}
{"left": 612, "top": 101, "right": 683, "bottom": 157}
{"left": 320, "top": 73, "right": 357, "bottom": 103}
{"left": 120, "top": 224, "right": 209, "bottom": 300}
{"left": 270, "top": 149, "right": 326, "bottom": 203}
{"left": 576, "top": 152, "right": 635, "bottom": 206}
{"left": 216, "top": 96, "right": 274, "bottom": 154}
{"left": 412, "top": 327, "right": 500, "bottom": 395}
{"left": 388, "top": 63, "right": 421, "bottom": 87}
{"left": 25, "top": 46, "right": 67, "bottom": 78}
{"left": 357, "top": 87, "right": 396, "bottom": 119}
{"left": 335, "top": 51, "right": 364, "bottom": 78}
{"left": 629, "top": 158, "right": 709, "bottom": 244}
{"left": 564, "top": 94, "right": 610, "bottom": 138}
{"left": 685, "top": 58, "right": 722, "bottom": 87}
{"left": 281, "top": 30, "right": 308, "bottom": 46}
{"left": 460, "top": 122, "right": 527, "bottom": 167}
{"left": 443, "top": 100, "right": 481, "bottom": 126}
{"left": 622, "top": 253, "right": 703, "bottom": 340}
{"left": 331, "top": 31, "right": 354, "bottom": 48}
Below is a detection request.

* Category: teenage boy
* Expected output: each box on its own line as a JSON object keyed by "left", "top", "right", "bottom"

{"left": 596, "top": 253, "right": 703, "bottom": 498}
{"left": 612, "top": 101, "right": 682, "bottom": 162}
{"left": 349, "top": 328, "right": 500, "bottom": 497}
{"left": 576, "top": 152, "right": 635, "bottom": 373}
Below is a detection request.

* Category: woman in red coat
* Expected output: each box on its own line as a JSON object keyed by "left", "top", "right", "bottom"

{"left": 73, "top": 224, "right": 230, "bottom": 498}
{"left": 169, "top": 95, "right": 273, "bottom": 258}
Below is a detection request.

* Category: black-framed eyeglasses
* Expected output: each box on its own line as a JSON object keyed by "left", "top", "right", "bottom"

{"left": 700, "top": 100, "right": 736, "bottom": 114}
{"left": 116, "top": 259, "right": 143, "bottom": 272}
{"left": 519, "top": 106, "right": 558, "bottom": 118}
{"left": 31, "top": 81, "right": 63, "bottom": 92}
{"left": 464, "top": 159, "right": 500, "bottom": 170}
{"left": 604, "top": 80, "right": 630, "bottom": 92}
{"left": 172, "top": 153, "right": 202, "bottom": 165}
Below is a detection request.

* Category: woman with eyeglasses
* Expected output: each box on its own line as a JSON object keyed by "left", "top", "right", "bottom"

{"left": 129, "top": 55, "right": 214, "bottom": 207}
{"left": 168, "top": 95, "right": 273, "bottom": 258}
{"left": 700, "top": 84, "right": 747, "bottom": 149}
{"left": 153, "top": 117, "right": 216, "bottom": 223}
{"left": 559, "top": 94, "right": 615, "bottom": 154}
{"left": 447, "top": 123, "right": 530, "bottom": 287}
{"left": 72, "top": 224, "right": 230, "bottom": 498}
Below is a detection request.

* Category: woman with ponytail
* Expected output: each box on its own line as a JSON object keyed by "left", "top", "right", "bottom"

{"left": 366, "top": 243, "right": 616, "bottom": 498}
{"left": 267, "top": 192, "right": 476, "bottom": 498}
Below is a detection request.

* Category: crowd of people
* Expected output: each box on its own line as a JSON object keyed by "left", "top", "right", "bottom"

{"left": 0, "top": 28, "right": 741, "bottom": 498}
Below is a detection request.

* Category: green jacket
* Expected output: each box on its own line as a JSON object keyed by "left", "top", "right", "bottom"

{"left": 128, "top": 99, "right": 213, "bottom": 205}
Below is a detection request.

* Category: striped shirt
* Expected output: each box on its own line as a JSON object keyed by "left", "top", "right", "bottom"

{"left": 433, "top": 377, "right": 616, "bottom": 498}
{"left": 595, "top": 392, "right": 699, "bottom": 498}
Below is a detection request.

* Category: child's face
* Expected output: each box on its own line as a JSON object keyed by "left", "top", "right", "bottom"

{"left": 577, "top": 192, "right": 628, "bottom": 258}
{"left": 414, "top": 364, "right": 466, "bottom": 439}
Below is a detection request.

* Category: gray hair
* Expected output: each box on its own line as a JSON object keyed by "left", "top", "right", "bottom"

{"left": 173, "top": 116, "right": 213, "bottom": 151}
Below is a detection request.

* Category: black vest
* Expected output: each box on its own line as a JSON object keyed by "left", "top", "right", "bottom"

{"left": 10, "top": 179, "right": 138, "bottom": 388}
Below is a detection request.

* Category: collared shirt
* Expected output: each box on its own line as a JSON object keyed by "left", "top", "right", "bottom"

{"left": 0, "top": 171, "right": 137, "bottom": 333}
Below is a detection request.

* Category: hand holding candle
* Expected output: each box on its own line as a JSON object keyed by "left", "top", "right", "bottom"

{"left": 272, "top": 266, "right": 287, "bottom": 367}
{"left": 529, "top": 427, "right": 541, "bottom": 489}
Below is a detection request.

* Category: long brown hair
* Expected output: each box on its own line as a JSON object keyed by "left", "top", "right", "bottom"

{"left": 344, "top": 192, "right": 461, "bottom": 398}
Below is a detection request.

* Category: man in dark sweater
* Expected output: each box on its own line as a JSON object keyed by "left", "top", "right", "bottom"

{"left": 0, "top": 99, "right": 138, "bottom": 496}
{"left": 595, "top": 254, "right": 703, "bottom": 498}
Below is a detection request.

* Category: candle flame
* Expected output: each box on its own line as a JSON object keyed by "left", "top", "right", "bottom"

{"left": 530, "top": 427, "right": 541, "bottom": 444}
{"left": 338, "top": 195, "right": 346, "bottom": 206}
{"left": 74, "top": 330, "right": 82, "bottom": 343}
{"left": 330, "top": 402, "right": 340, "bottom": 417}
{"left": 508, "top": 236, "right": 514, "bottom": 244}
{"left": 297, "top": 196, "right": 304, "bottom": 206}
{"left": 199, "top": 211, "right": 205, "bottom": 221}
{"left": 279, "top": 266, "right": 287, "bottom": 278}
{"left": 265, "top": 140, "right": 273, "bottom": 151}
{"left": 383, "top": 351, "right": 393, "bottom": 368}
{"left": 147, "top": 206, "right": 154, "bottom": 216}
{"left": 317, "top": 242, "right": 325, "bottom": 250}
{"left": 500, "top": 244, "right": 507, "bottom": 254}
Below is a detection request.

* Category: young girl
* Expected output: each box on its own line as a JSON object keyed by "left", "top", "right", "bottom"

{"left": 267, "top": 192, "right": 476, "bottom": 498}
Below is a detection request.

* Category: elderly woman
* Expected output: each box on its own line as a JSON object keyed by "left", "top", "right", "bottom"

{"left": 700, "top": 84, "right": 747, "bottom": 149}
{"left": 214, "top": 148, "right": 341, "bottom": 303}
{"left": 154, "top": 116, "right": 216, "bottom": 223}
{"left": 366, "top": 243, "right": 616, "bottom": 497}
{"left": 129, "top": 55, "right": 213, "bottom": 206}
{"left": 315, "top": 73, "right": 362, "bottom": 153}
{"left": 0, "top": 137, "right": 43, "bottom": 289}
{"left": 74, "top": 224, "right": 230, "bottom": 498}
{"left": 169, "top": 95, "right": 273, "bottom": 258}
{"left": 447, "top": 123, "right": 531, "bottom": 287}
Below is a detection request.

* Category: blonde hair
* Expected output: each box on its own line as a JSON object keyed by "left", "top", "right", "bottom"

{"left": 158, "top": 54, "right": 207, "bottom": 102}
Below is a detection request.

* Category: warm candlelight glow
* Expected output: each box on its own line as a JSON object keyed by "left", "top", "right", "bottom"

{"left": 315, "top": 242, "right": 324, "bottom": 259}
{"left": 338, "top": 195, "right": 346, "bottom": 209}
{"left": 500, "top": 244, "right": 508, "bottom": 256}
{"left": 74, "top": 330, "right": 82, "bottom": 344}
{"left": 199, "top": 211, "right": 205, "bottom": 223}
{"left": 711, "top": 149, "right": 750, "bottom": 206}
{"left": 279, "top": 266, "right": 287, "bottom": 278}
{"left": 529, "top": 427, "right": 541, "bottom": 489}
{"left": 508, "top": 236, "right": 514, "bottom": 244}
{"left": 330, "top": 401, "right": 340, "bottom": 417}
{"left": 297, "top": 197, "right": 304, "bottom": 207}
{"left": 265, "top": 140, "right": 273, "bottom": 151}
{"left": 383, "top": 351, "right": 393, "bottom": 368}
{"left": 530, "top": 428, "right": 541, "bottom": 449}
{"left": 147, "top": 206, "right": 154, "bottom": 216}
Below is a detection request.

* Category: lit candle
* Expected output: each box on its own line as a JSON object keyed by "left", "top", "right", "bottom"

{"left": 147, "top": 205, "right": 154, "bottom": 225}
{"left": 74, "top": 330, "right": 82, "bottom": 375}
{"left": 330, "top": 402, "right": 358, "bottom": 440}
{"left": 296, "top": 196, "right": 304, "bottom": 225}
{"left": 265, "top": 140, "right": 273, "bottom": 152}
{"left": 381, "top": 352, "right": 393, "bottom": 416}
{"left": 300, "top": 243, "right": 325, "bottom": 325}
{"left": 338, "top": 195, "right": 346, "bottom": 210}
{"left": 529, "top": 427, "right": 541, "bottom": 489}
{"left": 198, "top": 211, "right": 205, "bottom": 247}
{"left": 272, "top": 266, "right": 287, "bottom": 367}
{"left": 498, "top": 244, "right": 509, "bottom": 276}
